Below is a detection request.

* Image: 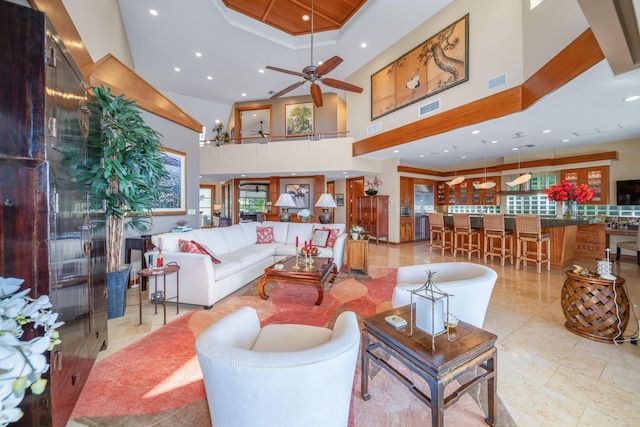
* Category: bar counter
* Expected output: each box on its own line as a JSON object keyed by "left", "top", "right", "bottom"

{"left": 442, "top": 215, "right": 591, "bottom": 270}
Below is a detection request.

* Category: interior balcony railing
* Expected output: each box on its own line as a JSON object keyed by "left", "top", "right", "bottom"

{"left": 199, "top": 130, "right": 350, "bottom": 147}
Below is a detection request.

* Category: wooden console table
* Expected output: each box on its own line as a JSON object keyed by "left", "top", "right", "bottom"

{"left": 346, "top": 238, "right": 369, "bottom": 274}
{"left": 561, "top": 271, "right": 629, "bottom": 343}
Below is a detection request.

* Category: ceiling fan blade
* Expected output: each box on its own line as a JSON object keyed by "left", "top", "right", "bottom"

{"left": 315, "top": 55, "right": 343, "bottom": 76}
{"left": 265, "top": 65, "right": 307, "bottom": 78}
{"left": 270, "top": 81, "right": 305, "bottom": 99}
{"left": 310, "top": 83, "right": 323, "bottom": 107}
{"left": 321, "top": 77, "right": 363, "bottom": 93}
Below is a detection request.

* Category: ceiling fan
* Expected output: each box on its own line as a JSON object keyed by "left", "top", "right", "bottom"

{"left": 252, "top": 121, "right": 270, "bottom": 138}
{"left": 266, "top": 0, "right": 363, "bottom": 108}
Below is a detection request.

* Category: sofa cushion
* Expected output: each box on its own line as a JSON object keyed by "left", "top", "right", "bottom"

{"left": 320, "top": 223, "right": 345, "bottom": 235}
{"left": 256, "top": 226, "right": 275, "bottom": 244}
{"left": 221, "top": 225, "right": 250, "bottom": 253}
{"left": 262, "top": 221, "right": 289, "bottom": 243}
{"left": 322, "top": 227, "right": 340, "bottom": 248}
{"left": 252, "top": 324, "right": 332, "bottom": 352}
{"left": 152, "top": 232, "right": 191, "bottom": 253}
{"left": 212, "top": 261, "right": 242, "bottom": 281}
{"left": 286, "top": 223, "right": 314, "bottom": 245}
{"left": 194, "top": 228, "right": 230, "bottom": 255}
{"left": 239, "top": 221, "right": 260, "bottom": 245}
{"left": 218, "top": 250, "right": 261, "bottom": 269}
{"left": 311, "top": 229, "right": 330, "bottom": 247}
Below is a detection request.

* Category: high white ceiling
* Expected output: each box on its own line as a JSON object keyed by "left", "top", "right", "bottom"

{"left": 116, "top": 0, "right": 640, "bottom": 175}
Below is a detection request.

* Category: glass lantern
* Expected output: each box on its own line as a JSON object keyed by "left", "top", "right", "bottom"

{"left": 409, "top": 270, "right": 451, "bottom": 351}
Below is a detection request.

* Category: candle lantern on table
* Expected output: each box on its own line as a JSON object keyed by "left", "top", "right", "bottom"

{"left": 409, "top": 270, "right": 451, "bottom": 351}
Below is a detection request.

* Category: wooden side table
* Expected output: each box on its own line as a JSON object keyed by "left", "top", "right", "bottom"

{"left": 347, "top": 238, "right": 369, "bottom": 274}
{"left": 137, "top": 264, "right": 180, "bottom": 325}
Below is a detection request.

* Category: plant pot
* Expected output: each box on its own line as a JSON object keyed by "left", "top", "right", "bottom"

{"left": 365, "top": 190, "right": 378, "bottom": 196}
{"left": 107, "top": 264, "right": 132, "bottom": 319}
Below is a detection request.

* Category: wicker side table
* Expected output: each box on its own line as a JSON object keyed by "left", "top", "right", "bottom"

{"left": 561, "top": 271, "right": 629, "bottom": 343}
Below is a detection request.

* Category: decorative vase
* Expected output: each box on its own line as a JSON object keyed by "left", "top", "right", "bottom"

{"left": 365, "top": 189, "right": 378, "bottom": 196}
{"left": 301, "top": 217, "right": 309, "bottom": 223}
{"left": 562, "top": 200, "right": 578, "bottom": 219}
{"left": 351, "top": 232, "right": 359, "bottom": 240}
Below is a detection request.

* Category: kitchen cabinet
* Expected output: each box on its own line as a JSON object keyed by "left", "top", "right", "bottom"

{"left": 561, "top": 166, "right": 608, "bottom": 204}
{"left": 355, "top": 195, "right": 389, "bottom": 244}
{"left": 400, "top": 177, "right": 414, "bottom": 205}
{"left": 0, "top": 3, "right": 107, "bottom": 426}
{"left": 436, "top": 177, "right": 500, "bottom": 206}
{"left": 400, "top": 218, "right": 414, "bottom": 242}
{"left": 436, "top": 182, "right": 448, "bottom": 206}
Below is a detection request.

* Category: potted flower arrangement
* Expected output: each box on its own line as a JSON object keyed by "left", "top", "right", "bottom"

{"left": 0, "top": 276, "right": 63, "bottom": 425}
{"left": 365, "top": 176, "right": 383, "bottom": 195}
{"left": 350, "top": 224, "right": 365, "bottom": 240}
{"left": 544, "top": 179, "right": 596, "bottom": 219}
{"left": 297, "top": 208, "right": 313, "bottom": 223}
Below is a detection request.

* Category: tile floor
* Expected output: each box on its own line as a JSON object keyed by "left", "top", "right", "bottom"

{"left": 93, "top": 242, "right": 640, "bottom": 426}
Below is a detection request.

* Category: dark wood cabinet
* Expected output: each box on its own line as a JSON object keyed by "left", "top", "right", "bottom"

{"left": 0, "top": 3, "right": 107, "bottom": 426}
{"left": 400, "top": 218, "right": 414, "bottom": 242}
{"left": 400, "top": 177, "right": 414, "bottom": 205}
{"left": 561, "top": 167, "right": 608, "bottom": 204}
{"left": 356, "top": 195, "right": 389, "bottom": 244}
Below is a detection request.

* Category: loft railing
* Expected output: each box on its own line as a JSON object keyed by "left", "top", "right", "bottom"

{"left": 200, "top": 130, "right": 350, "bottom": 147}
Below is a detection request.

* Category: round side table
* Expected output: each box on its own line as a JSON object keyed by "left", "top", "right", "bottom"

{"left": 138, "top": 264, "right": 180, "bottom": 325}
{"left": 561, "top": 271, "right": 629, "bottom": 343}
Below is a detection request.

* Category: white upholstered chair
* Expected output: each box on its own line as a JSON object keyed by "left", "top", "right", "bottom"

{"left": 616, "top": 227, "right": 640, "bottom": 265}
{"left": 391, "top": 262, "right": 498, "bottom": 328}
{"left": 195, "top": 307, "right": 360, "bottom": 427}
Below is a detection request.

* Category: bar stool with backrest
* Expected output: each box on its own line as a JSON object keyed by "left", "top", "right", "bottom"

{"left": 453, "top": 213, "right": 481, "bottom": 260}
{"left": 615, "top": 227, "right": 640, "bottom": 265}
{"left": 483, "top": 213, "right": 513, "bottom": 266}
{"left": 428, "top": 212, "right": 453, "bottom": 256}
{"left": 515, "top": 214, "right": 551, "bottom": 273}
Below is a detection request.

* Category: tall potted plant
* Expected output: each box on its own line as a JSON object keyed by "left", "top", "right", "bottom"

{"left": 84, "top": 86, "right": 169, "bottom": 318}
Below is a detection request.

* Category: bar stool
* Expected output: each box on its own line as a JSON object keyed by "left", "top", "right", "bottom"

{"left": 515, "top": 215, "right": 551, "bottom": 273}
{"left": 453, "top": 213, "right": 481, "bottom": 260}
{"left": 428, "top": 212, "right": 453, "bottom": 256}
{"left": 483, "top": 214, "right": 513, "bottom": 266}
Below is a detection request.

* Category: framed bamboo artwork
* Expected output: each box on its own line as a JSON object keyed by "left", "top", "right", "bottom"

{"left": 154, "top": 147, "right": 187, "bottom": 215}
{"left": 371, "top": 14, "right": 469, "bottom": 120}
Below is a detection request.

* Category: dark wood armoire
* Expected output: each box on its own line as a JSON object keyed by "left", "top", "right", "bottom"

{"left": 355, "top": 195, "right": 389, "bottom": 244}
{"left": 0, "top": 2, "right": 108, "bottom": 426}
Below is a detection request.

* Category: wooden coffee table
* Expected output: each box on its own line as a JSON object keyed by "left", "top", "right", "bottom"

{"left": 258, "top": 256, "right": 338, "bottom": 305}
{"left": 361, "top": 305, "right": 498, "bottom": 427}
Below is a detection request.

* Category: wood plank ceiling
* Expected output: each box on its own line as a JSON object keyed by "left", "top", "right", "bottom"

{"left": 222, "top": 0, "right": 367, "bottom": 35}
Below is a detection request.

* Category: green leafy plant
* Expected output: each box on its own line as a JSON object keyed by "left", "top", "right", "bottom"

{"left": 83, "top": 86, "right": 170, "bottom": 272}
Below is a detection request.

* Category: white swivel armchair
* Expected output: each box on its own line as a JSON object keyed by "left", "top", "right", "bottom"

{"left": 195, "top": 307, "right": 360, "bottom": 427}
{"left": 392, "top": 262, "right": 498, "bottom": 328}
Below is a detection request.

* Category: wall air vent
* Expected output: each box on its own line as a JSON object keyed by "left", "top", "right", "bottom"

{"left": 367, "top": 123, "right": 381, "bottom": 135}
{"left": 418, "top": 99, "right": 441, "bottom": 117}
{"left": 488, "top": 73, "right": 507, "bottom": 90}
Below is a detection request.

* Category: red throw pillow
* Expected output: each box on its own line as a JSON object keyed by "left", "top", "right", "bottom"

{"left": 179, "top": 239, "right": 221, "bottom": 264}
{"left": 256, "top": 226, "right": 275, "bottom": 244}
{"left": 322, "top": 227, "right": 340, "bottom": 248}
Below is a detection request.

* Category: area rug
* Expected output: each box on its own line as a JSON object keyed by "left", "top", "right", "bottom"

{"left": 70, "top": 267, "right": 515, "bottom": 426}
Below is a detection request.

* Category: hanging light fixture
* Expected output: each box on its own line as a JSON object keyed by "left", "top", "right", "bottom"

{"left": 506, "top": 146, "right": 532, "bottom": 187}
{"left": 445, "top": 146, "right": 465, "bottom": 186}
{"left": 474, "top": 140, "right": 496, "bottom": 190}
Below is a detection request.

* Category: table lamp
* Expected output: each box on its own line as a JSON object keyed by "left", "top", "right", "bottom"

{"left": 275, "top": 193, "right": 296, "bottom": 222}
{"left": 315, "top": 193, "right": 337, "bottom": 224}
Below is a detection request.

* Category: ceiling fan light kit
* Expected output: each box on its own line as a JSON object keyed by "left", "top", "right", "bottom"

{"left": 266, "top": 0, "right": 363, "bottom": 107}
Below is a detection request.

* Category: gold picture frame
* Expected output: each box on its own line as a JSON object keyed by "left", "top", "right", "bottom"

{"left": 285, "top": 102, "right": 314, "bottom": 136}
{"left": 371, "top": 14, "right": 469, "bottom": 120}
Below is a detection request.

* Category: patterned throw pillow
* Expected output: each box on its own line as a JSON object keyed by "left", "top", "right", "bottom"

{"left": 179, "top": 239, "right": 221, "bottom": 264}
{"left": 322, "top": 227, "right": 340, "bottom": 248}
{"left": 256, "top": 226, "right": 275, "bottom": 244}
{"left": 311, "top": 229, "right": 330, "bottom": 247}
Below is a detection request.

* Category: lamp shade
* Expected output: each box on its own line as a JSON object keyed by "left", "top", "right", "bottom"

{"left": 445, "top": 176, "right": 465, "bottom": 187}
{"left": 275, "top": 193, "right": 296, "bottom": 207}
{"left": 506, "top": 173, "right": 532, "bottom": 187}
{"left": 315, "top": 193, "right": 337, "bottom": 208}
{"left": 473, "top": 181, "right": 496, "bottom": 190}
{"left": 213, "top": 204, "right": 222, "bottom": 211}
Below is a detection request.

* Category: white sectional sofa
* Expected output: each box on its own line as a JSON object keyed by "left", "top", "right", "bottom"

{"left": 144, "top": 221, "right": 347, "bottom": 308}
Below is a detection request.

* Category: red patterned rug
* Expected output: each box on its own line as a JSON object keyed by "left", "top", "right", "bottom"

{"left": 70, "top": 267, "right": 514, "bottom": 426}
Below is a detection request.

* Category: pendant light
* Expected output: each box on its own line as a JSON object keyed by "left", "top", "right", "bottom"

{"left": 445, "top": 146, "right": 465, "bottom": 186}
{"left": 473, "top": 140, "right": 496, "bottom": 190}
{"left": 506, "top": 146, "right": 532, "bottom": 187}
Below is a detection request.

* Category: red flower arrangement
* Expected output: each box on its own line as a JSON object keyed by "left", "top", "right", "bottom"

{"left": 544, "top": 180, "right": 596, "bottom": 203}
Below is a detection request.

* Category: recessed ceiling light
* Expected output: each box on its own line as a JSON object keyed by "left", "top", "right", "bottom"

{"left": 343, "top": 171, "right": 347, "bottom": 174}
{"left": 241, "top": 174, "right": 246, "bottom": 177}
{"left": 542, "top": 129, "right": 551, "bottom": 133}
{"left": 471, "top": 130, "right": 480, "bottom": 134}
{"left": 291, "top": 173, "right": 296, "bottom": 175}
{"left": 512, "top": 147, "right": 519, "bottom": 151}
{"left": 195, "top": 52, "right": 202, "bottom": 57}
{"left": 461, "top": 156, "right": 466, "bottom": 159}
{"left": 624, "top": 95, "right": 640, "bottom": 102}
{"left": 361, "top": 42, "right": 367, "bottom": 48}
{"left": 561, "top": 138, "right": 570, "bottom": 142}
{"left": 393, "top": 150, "right": 399, "bottom": 153}
{"left": 490, "top": 140, "right": 498, "bottom": 143}
{"left": 318, "top": 61, "right": 323, "bottom": 65}
{"left": 443, "top": 149, "right": 450, "bottom": 153}
{"left": 302, "top": 14, "right": 310, "bottom": 21}
{"left": 207, "top": 76, "right": 213, "bottom": 80}
{"left": 241, "top": 93, "right": 247, "bottom": 97}
{"left": 174, "top": 67, "right": 180, "bottom": 72}
{"left": 259, "top": 69, "right": 264, "bottom": 73}
{"left": 149, "top": 9, "right": 158, "bottom": 16}
{"left": 419, "top": 154, "right": 425, "bottom": 157}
